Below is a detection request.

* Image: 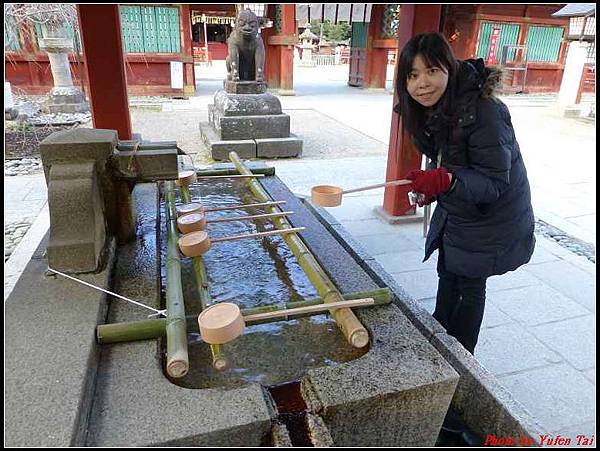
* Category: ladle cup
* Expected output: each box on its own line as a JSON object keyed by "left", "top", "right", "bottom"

{"left": 197, "top": 297, "right": 376, "bottom": 344}
{"left": 176, "top": 200, "right": 286, "bottom": 218}
{"left": 178, "top": 227, "right": 306, "bottom": 258}
{"left": 311, "top": 179, "right": 412, "bottom": 207}
{"left": 177, "top": 210, "right": 295, "bottom": 234}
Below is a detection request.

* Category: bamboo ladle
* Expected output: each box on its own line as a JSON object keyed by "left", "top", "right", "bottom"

{"left": 197, "top": 297, "right": 375, "bottom": 345}
{"left": 177, "top": 210, "right": 294, "bottom": 234}
{"left": 176, "top": 200, "right": 286, "bottom": 217}
{"left": 178, "top": 227, "right": 306, "bottom": 258}
{"left": 311, "top": 179, "right": 412, "bottom": 207}
{"left": 176, "top": 170, "right": 264, "bottom": 187}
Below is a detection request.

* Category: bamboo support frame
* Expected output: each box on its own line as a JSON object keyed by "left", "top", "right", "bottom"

{"left": 164, "top": 181, "right": 190, "bottom": 378}
{"left": 180, "top": 184, "right": 228, "bottom": 371}
{"left": 96, "top": 288, "right": 392, "bottom": 343}
{"left": 228, "top": 151, "right": 370, "bottom": 348}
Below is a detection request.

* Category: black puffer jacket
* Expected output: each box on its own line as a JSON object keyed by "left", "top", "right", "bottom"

{"left": 415, "top": 58, "right": 535, "bottom": 278}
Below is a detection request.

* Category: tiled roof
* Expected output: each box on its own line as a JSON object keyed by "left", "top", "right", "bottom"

{"left": 552, "top": 3, "right": 596, "bottom": 17}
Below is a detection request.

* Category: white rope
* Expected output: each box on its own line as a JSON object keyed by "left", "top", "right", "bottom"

{"left": 47, "top": 267, "right": 166, "bottom": 318}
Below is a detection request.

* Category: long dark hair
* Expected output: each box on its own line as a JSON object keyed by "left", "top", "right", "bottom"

{"left": 394, "top": 32, "right": 459, "bottom": 140}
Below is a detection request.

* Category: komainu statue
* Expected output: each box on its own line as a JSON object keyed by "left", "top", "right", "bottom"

{"left": 226, "top": 9, "right": 265, "bottom": 82}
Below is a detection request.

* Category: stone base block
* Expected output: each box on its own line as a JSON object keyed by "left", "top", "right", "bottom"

{"left": 223, "top": 80, "right": 267, "bottom": 94}
{"left": 43, "top": 87, "right": 89, "bottom": 114}
{"left": 200, "top": 122, "right": 256, "bottom": 161}
{"left": 256, "top": 134, "right": 303, "bottom": 158}
{"left": 216, "top": 114, "right": 290, "bottom": 140}
{"left": 213, "top": 90, "right": 282, "bottom": 117}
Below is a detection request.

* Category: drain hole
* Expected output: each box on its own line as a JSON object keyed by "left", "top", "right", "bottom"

{"left": 268, "top": 381, "right": 313, "bottom": 447}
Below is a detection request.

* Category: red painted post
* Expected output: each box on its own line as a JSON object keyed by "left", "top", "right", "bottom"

{"left": 364, "top": 4, "right": 388, "bottom": 89}
{"left": 279, "top": 5, "right": 296, "bottom": 93}
{"left": 77, "top": 5, "right": 132, "bottom": 140}
{"left": 263, "top": 5, "right": 281, "bottom": 89}
{"left": 180, "top": 5, "right": 196, "bottom": 96}
{"left": 382, "top": 4, "right": 442, "bottom": 216}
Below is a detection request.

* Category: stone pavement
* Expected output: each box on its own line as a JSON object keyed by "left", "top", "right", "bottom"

{"left": 4, "top": 62, "right": 596, "bottom": 442}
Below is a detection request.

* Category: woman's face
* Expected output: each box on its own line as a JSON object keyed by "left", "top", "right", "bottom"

{"left": 406, "top": 54, "right": 449, "bottom": 108}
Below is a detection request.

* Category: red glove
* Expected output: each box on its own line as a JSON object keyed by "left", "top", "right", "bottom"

{"left": 416, "top": 194, "right": 436, "bottom": 207}
{"left": 406, "top": 167, "right": 452, "bottom": 198}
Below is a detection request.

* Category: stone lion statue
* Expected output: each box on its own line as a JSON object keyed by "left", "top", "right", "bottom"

{"left": 226, "top": 9, "right": 265, "bottom": 82}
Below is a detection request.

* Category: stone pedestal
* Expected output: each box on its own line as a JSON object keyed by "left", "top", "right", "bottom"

{"left": 40, "top": 128, "right": 118, "bottom": 273}
{"left": 200, "top": 81, "right": 302, "bottom": 160}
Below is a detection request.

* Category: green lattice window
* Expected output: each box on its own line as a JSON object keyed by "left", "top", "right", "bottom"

{"left": 5, "top": 16, "right": 22, "bottom": 51}
{"left": 120, "top": 5, "right": 180, "bottom": 53}
{"left": 476, "top": 22, "right": 521, "bottom": 63}
{"left": 526, "top": 26, "right": 564, "bottom": 62}
{"left": 380, "top": 5, "right": 400, "bottom": 38}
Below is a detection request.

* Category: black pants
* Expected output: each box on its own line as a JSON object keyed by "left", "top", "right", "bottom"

{"left": 433, "top": 246, "right": 487, "bottom": 354}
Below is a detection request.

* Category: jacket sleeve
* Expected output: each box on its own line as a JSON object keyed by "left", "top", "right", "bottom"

{"left": 446, "top": 99, "right": 513, "bottom": 204}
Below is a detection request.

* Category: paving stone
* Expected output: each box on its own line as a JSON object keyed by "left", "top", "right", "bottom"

{"left": 339, "top": 218, "right": 403, "bottom": 237}
{"left": 475, "top": 323, "right": 562, "bottom": 376}
{"left": 530, "top": 316, "right": 596, "bottom": 370}
{"left": 552, "top": 421, "right": 596, "bottom": 446}
{"left": 498, "top": 363, "right": 596, "bottom": 433}
{"left": 391, "top": 269, "right": 439, "bottom": 300}
{"left": 356, "top": 232, "right": 423, "bottom": 256}
{"left": 486, "top": 285, "right": 590, "bottom": 326}
{"left": 374, "top": 250, "right": 437, "bottom": 273}
{"left": 487, "top": 266, "right": 542, "bottom": 292}
{"left": 523, "top": 261, "right": 595, "bottom": 313}
{"left": 480, "top": 302, "right": 514, "bottom": 329}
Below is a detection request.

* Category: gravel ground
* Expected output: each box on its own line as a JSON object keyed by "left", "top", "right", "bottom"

{"left": 4, "top": 218, "right": 36, "bottom": 261}
{"left": 535, "top": 219, "right": 596, "bottom": 263}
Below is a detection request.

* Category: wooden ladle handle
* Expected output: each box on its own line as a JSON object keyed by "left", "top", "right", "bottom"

{"left": 206, "top": 211, "right": 293, "bottom": 224}
{"left": 342, "top": 179, "right": 412, "bottom": 195}
{"left": 204, "top": 200, "right": 286, "bottom": 213}
{"left": 243, "top": 297, "right": 376, "bottom": 322}
{"left": 210, "top": 227, "right": 306, "bottom": 243}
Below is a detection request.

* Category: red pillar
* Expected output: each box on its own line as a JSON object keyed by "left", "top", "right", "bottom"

{"left": 180, "top": 5, "right": 196, "bottom": 96}
{"left": 279, "top": 5, "right": 296, "bottom": 94}
{"left": 263, "top": 5, "right": 281, "bottom": 89}
{"left": 382, "top": 4, "right": 441, "bottom": 216}
{"left": 77, "top": 5, "right": 132, "bottom": 140}
{"left": 364, "top": 5, "right": 388, "bottom": 89}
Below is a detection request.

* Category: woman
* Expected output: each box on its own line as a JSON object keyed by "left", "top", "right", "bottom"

{"left": 394, "top": 32, "right": 535, "bottom": 354}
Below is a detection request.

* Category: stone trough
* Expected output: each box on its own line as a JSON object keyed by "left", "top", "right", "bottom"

{"left": 4, "top": 130, "right": 546, "bottom": 447}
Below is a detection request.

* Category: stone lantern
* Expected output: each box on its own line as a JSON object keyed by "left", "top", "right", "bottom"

{"left": 39, "top": 22, "right": 89, "bottom": 114}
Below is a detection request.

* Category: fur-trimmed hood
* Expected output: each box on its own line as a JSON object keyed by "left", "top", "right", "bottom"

{"left": 458, "top": 58, "right": 503, "bottom": 99}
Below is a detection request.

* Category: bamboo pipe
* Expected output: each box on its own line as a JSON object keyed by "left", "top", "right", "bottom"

{"left": 180, "top": 184, "right": 228, "bottom": 371}
{"left": 96, "top": 288, "right": 392, "bottom": 344}
{"left": 229, "top": 152, "right": 370, "bottom": 348}
{"left": 164, "top": 181, "right": 190, "bottom": 378}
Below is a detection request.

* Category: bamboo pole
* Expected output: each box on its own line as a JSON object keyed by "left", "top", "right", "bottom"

{"left": 180, "top": 184, "right": 228, "bottom": 371}
{"left": 194, "top": 167, "right": 275, "bottom": 177}
{"left": 164, "top": 181, "right": 189, "bottom": 378}
{"left": 229, "top": 151, "right": 370, "bottom": 348}
{"left": 96, "top": 288, "right": 392, "bottom": 344}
